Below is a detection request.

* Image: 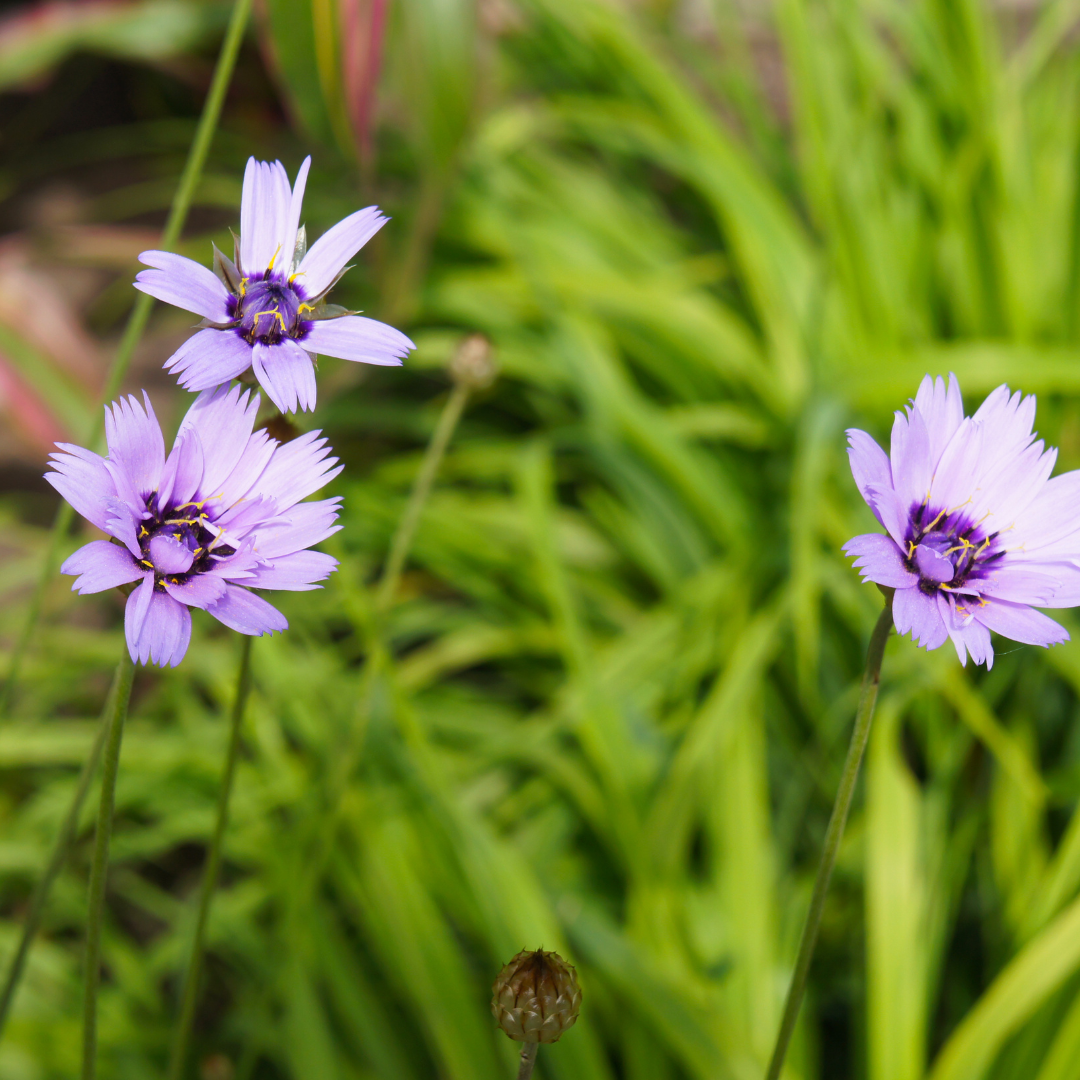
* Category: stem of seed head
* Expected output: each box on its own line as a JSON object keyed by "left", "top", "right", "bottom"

{"left": 375, "top": 379, "right": 471, "bottom": 613}
{"left": 81, "top": 648, "right": 136, "bottom": 1080}
{"left": 764, "top": 594, "right": 894, "bottom": 1080}
{"left": 167, "top": 634, "right": 253, "bottom": 1080}
{"left": 516, "top": 1041, "right": 539, "bottom": 1080}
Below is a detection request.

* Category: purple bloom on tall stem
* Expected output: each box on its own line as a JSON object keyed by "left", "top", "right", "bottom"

{"left": 844, "top": 374, "right": 1080, "bottom": 668}
{"left": 47, "top": 386, "right": 342, "bottom": 668}
{"left": 134, "top": 156, "right": 414, "bottom": 413}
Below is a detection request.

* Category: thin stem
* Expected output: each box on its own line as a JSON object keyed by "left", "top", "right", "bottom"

{"left": 375, "top": 380, "right": 470, "bottom": 613}
{"left": 0, "top": 659, "right": 122, "bottom": 1037}
{"left": 287, "top": 377, "right": 474, "bottom": 922}
{"left": 764, "top": 597, "right": 893, "bottom": 1080}
{"left": 0, "top": 0, "right": 252, "bottom": 720}
{"left": 166, "top": 634, "right": 253, "bottom": 1080}
{"left": 516, "top": 1041, "right": 539, "bottom": 1080}
{"left": 81, "top": 649, "right": 136, "bottom": 1080}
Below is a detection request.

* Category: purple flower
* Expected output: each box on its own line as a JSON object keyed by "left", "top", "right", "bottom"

{"left": 134, "top": 156, "right": 414, "bottom": 413}
{"left": 844, "top": 374, "right": 1080, "bottom": 668}
{"left": 46, "top": 386, "right": 343, "bottom": 668}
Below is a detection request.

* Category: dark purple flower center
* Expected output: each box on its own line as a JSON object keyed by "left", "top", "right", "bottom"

{"left": 230, "top": 273, "right": 312, "bottom": 346}
{"left": 137, "top": 500, "right": 233, "bottom": 590}
{"left": 904, "top": 501, "right": 1004, "bottom": 596}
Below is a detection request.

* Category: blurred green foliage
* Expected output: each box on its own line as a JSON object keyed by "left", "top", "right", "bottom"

{"left": 5, "top": 0, "right": 1080, "bottom": 1078}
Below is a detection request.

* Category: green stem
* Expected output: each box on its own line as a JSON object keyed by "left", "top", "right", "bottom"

{"left": 764, "top": 597, "right": 893, "bottom": 1080}
{"left": 375, "top": 380, "right": 471, "bottom": 613}
{"left": 166, "top": 634, "right": 253, "bottom": 1080}
{"left": 0, "top": 659, "right": 122, "bottom": 1037}
{"left": 516, "top": 1042, "right": 539, "bottom": 1080}
{"left": 0, "top": 0, "right": 252, "bottom": 720}
{"left": 80, "top": 649, "right": 135, "bottom": 1080}
{"left": 291, "top": 378, "right": 473, "bottom": 914}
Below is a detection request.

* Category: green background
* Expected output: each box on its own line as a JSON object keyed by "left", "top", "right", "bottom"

{"left": 3, "top": 0, "right": 1080, "bottom": 1077}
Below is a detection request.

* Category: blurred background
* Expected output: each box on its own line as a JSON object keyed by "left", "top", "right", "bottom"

{"left": 3, "top": 0, "right": 1080, "bottom": 1078}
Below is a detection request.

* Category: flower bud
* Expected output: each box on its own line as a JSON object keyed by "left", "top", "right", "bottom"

{"left": 449, "top": 333, "right": 497, "bottom": 391}
{"left": 491, "top": 948, "right": 581, "bottom": 1044}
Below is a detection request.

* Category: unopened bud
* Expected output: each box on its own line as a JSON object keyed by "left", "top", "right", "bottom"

{"left": 491, "top": 948, "right": 581, "bottom": 1044}
{"left": 449, "top": 333, "right": 497, "bottom": 391}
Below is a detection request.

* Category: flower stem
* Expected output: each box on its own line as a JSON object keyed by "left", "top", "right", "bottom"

{"left": 0, "top": 659, "right": 122, "bottom": 1038}
{"left": 295, "top": 371, "right": 476, "bottom": 905}
{"left": 81, "top": 649, "right": 135, "bottom": 1080}
{"left": 167, "top": 634, "right": 253, "bottom": 1080}
{"left": 375, "top": 379, "right": 471, "bottom": 612}
{"left": 763, "top": 596, "right": 893, "bottom": 1080}
{"left": 516, "top": 1042, "right": 539, "bottom": 1080}
{"left": 0, "top": 0, "right": 252, "bottom": 721}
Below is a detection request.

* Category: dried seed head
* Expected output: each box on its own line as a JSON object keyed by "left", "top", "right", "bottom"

{"left": 449, "top": 333, "right": 497, "bottom": 391}
{"left": 491, "top": 948, "right": 581, "bottom": 1044}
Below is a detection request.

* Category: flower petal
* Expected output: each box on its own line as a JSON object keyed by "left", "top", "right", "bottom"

{"left": 61, "top": 541, "right": 145, "bottom": 594}
{"left": 174, "top": 384, "right": 261, "bottom": 500}
{"left": 890, "top": 405, "right": 932, "bottom": 514}
{"left": 165, "top": 328, "right": 253, "bottom": 392}
{"left": 915, "top": 543, "right": 954, "bottom": 583}
{"left": 974, "top": 599, "right": 1069, "bottom": 649}
{"left": 104, "top": 392, "right": 165, "bottom": 504}
{"left": 247, "top": 430, "right": 342, "bottom": 509}
{"left": 893, "top": 586, "right": 948, "bottom": 650}
{"left": 296, "top": 205, "right": 386, "bottom": 298}
{"left": 303, "top": 315, "right": 413, "bottom": 367}
{"left": 124, "top": 575, "right": 156, "bottom": 657}
{"left": 283, "top": 156, "right": 311, "bottom": 272}
{"left": 938, "top": 593, "right": 994, "bottom": 668}
{"left": 913, "top": 373, "right": 964, "bottom": 465}
{"left": 157, "top": 426, "right": 204, "bottom": 512}
{"left": 45, "top": 444, "right": 115, "bottom": 532}
{"left": 205, "top": 584, "right": 288, "bottom": 636}
{"left": 243, "top": 550, "right": 339, "bottom": 591}
{"left": 163, "top": 573, "right": 228, "bottom": 609}
{"left": 842, "top": 533, "right": 917, "bottom": 589}
{"left": 970, "top": 565, "right": 1060, "bottom": 606}
{"left": 251, "top": 497, "right": 342, "bottom": 558}
{"left": 149, "top": 534, "right": 195, "bottom": 575}
{"left": 240, "top": 158, "right": 292, "bottom": 276}
{"left": 135, "top": 251, "right": 231, "bottom": 321}
{"left": 127, "top": 588, "right": 192, "bottom": 668}
{"left": 251, "top": 339, "right": 317, "bottom": 414}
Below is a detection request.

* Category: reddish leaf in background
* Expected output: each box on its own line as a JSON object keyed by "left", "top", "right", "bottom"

{"left": 0, "top": 354, "right": 67, "bottom": 458}
{"left": 339, "top": 0, "right": 388, "bottom": 167}
{"left": 0, "top": 236, "right": 102, "bottom": 390}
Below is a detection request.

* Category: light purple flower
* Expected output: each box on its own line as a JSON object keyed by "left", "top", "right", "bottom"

{"left": 47, "top": 386, "right": 342, "bottom": 668}
{"left": 134, "top": 156, "right": 414, "bottom": 413}
{"left": 844, "top": 374, "right": 1080, "bottom": 668}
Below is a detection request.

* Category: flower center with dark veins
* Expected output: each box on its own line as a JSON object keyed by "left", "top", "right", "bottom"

{"left": 137, "top": 500, "right": 234, "bottom": 590}
{"left": 904, "top": 501, "right": 1005, "bottom": 596}
{"left": 231, "top": 274, "right": 312, "bottom": 346}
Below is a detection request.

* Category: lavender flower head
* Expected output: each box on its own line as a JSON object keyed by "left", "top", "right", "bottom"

{"left": 46, "top": 386, "right": 342, "bottom": 667}
{"left": 844, "top": 374, "right": 1080, "bottom": 668}
{"left": 134, "top": 156, "right": 414, "bottom": 413}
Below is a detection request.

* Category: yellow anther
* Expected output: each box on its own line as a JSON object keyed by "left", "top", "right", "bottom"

{"left": 252, "top": 309, "right": 289, "bottom": 334}
{"left": 923, "top": 507, "right": 948, "bottom": 533}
